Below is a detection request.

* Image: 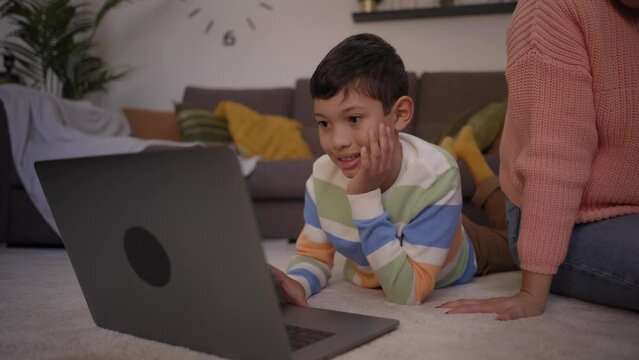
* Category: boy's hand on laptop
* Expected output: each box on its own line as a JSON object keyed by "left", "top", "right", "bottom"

{"left": 347, "top": 124, "right": 396, "bottom": 195}
{"left": 269, "top": 265, "right": 309, "bottom": 307}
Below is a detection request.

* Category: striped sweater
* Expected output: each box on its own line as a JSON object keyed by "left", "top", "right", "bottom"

{"left": 287, "top": 133, "right": 477, "bottom": 305}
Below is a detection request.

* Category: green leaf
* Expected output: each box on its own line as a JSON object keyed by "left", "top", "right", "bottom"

{"left": 1, "top": 0, "right": 129, "bottom": 99}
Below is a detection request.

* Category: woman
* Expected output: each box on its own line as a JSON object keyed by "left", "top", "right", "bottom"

{"left": 440, "top": 0, "right": 639, "bottom": 320}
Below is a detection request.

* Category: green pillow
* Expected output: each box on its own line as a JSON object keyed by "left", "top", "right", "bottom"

{"left": 436, "top": 106, "right": 480, "bottom": 145}
{"left": 466, "top": 101, "right": 507, "bottom": 151}
{"left": 437, "top": 101, "right": 507, "bottom": 152}
{"left": 174, "top": 103, "right": 232, "bottom": 146}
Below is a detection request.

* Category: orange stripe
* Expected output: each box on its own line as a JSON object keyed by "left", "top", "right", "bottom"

{"left": 296, "top": 233, "right": 335, "bottom": 267}
{"left": 407, "top": 258, "right": 439, "bottom": 303}
{"left": 354, "top": 267, "right": 380, "bottom": 288}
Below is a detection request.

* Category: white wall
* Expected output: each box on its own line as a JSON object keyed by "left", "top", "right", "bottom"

{"left": 3, "top": 0, "right": 513, "bottom": 111}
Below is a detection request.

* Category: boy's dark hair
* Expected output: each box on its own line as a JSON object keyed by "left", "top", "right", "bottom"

{"left": 310, "top": 33, "right": 408, "bottom": 115}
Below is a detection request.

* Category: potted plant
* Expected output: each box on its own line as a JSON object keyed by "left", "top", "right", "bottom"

{"left": 0, "top": 0, "right": 130, "bottom": 99}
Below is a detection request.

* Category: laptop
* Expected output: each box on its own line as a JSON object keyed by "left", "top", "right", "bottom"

{"left": 35, "top": 146, "right": 399, "bottom": 360}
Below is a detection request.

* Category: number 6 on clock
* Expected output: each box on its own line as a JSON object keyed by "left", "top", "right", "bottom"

{"left": 223, "top": 30, "right": 236, "bottom": 46}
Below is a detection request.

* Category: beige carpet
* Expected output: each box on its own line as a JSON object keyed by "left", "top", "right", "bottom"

{"left": 1, "top": 240, "right": 638, "bottom": 360}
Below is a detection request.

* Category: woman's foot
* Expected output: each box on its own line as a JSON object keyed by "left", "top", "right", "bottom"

{"left": 454, "top": 126, "right": 494, "bottom": 184}
{"left": 453, "top": 126, "right": 480, "bottom": 160}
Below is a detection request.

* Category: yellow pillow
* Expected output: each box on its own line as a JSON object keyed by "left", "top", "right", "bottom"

{"left": 213, "top": 101, "right": 313, "bottom": 161}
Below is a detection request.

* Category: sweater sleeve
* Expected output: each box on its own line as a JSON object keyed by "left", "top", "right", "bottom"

{"left": 501, "top": 0, "right": 598, "bottom": 274}
{"left": 287, "top": 183, "right": 336, "bottom": 298}
{"left": 348, "top": 172, "right": 463, "bottom": 305}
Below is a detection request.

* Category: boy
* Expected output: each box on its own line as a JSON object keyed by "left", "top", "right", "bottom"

{"left": 272, "top": 33, "right": 483, "bottom": 305}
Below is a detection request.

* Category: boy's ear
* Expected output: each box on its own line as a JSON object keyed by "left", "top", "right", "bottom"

{"left": 391, "top": 96, "right": 414, "bottom": 132}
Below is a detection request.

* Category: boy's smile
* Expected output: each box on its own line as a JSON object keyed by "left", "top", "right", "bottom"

{"left": 314, "top": 90, "right": 397, "bottom": 179}
{"left": 335, "top": 153, "right": 360, "bottom": 171}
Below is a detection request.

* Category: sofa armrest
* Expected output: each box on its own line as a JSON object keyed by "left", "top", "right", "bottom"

{"left": 0, "top": 100, "right": 11, "bottom": 242}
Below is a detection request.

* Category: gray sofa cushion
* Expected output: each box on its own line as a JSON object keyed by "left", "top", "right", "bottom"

{"left": 182, "top": 87, "right": 294, "bottom": 117}
{"left": 247, "top": 159, "right": 313, "bottom": 200}
{"left": 292, "top": 78, "right": 321, "bottom": 157}
{"left": 415, "top": 72, "right": 507, "bottom": 143}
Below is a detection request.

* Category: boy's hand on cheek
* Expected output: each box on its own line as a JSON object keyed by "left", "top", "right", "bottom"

{"left": 347, "top": 124, "right": 396, "bottom": 195}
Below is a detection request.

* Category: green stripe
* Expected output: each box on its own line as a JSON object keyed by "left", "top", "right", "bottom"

{"left": 435, "top": 240, "right": 469, "bottom": 288}
{"left": 181, "top": 122, "right": 232, "bottom": 143}
{"left": 376, "top": 253, "right": 414, "bottom": 304}
{"left": 180, "top": 118, "right": 227, "bottom": 128}
{"left": 175, "top": 104, "right": 231, "bottom": 144}
{"left": 381, "top": 186, "right": 415, "bottom": 223}
{"left": 182, "top": 133, "right": 231, "bottom": 141}
{"left": 183, "top": 134, "right": 231, "bottom": 142}
{"left": 176, "top": 108, "right": 217, "bottom": 118}
{"left": 313, "top": 179, "right": 354, "bottom": 228}
{"left": 178, "top": 112, "right": 218, "bottom": 121}
{"left": 182, "top": 125, "right": 230, "bottom": 133}
{"left": 343, "top": 260, "right": 356, "bottom": 283}
{"left": 182, "top": 128, "right": 231, "bottom": 138}
{"left": 383, "top": 167, "right": 459, "bottom": 223}
{"left": 197, "top": 140, "right": 227, "bottom": 147}
{"left": 178, "top": 112, "right": 225, "bottom": 120}
{"left": 183, "top": 136, "right": 232, "bottom": 144}
{"left": 288, "top": 255, "right": 331, "bottom": 278}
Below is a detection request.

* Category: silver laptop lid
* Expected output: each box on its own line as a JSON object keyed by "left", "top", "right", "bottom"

{"left": 36, "top": 147, "right": 292, "bottom": 359}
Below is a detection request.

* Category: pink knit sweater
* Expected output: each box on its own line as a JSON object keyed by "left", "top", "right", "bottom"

{"left": 500, "top": 0, "right": 639, "bottom": 274}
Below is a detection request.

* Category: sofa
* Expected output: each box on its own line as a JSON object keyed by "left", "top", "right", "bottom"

{"left": 0, "top": 72, "right": 507, "bottom": 246}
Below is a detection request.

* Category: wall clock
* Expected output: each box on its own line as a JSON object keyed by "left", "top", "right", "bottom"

{"left": 179, "top": 0, "right": 274, "bottom": 47}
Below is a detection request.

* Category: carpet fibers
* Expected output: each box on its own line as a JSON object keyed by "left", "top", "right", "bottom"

{"left": 1, "top": 240, "right": 638, "bottom": 360}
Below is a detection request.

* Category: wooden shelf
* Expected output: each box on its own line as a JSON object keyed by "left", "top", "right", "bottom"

{"left": 352, "top": 2, "right": 517, "bottom": 22}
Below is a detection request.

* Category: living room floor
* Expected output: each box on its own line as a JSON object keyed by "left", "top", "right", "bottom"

{"left": 1, "top": 240, "right": 638, "bottom": 360}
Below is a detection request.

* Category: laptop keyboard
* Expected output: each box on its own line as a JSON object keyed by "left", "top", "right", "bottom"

{"left": 285, "top": 325, "right": 335, "bottom": 351}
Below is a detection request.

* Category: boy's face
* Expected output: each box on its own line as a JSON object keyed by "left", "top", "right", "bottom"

{"left": 313, "top": 90, "right": 399, "bottom": 179}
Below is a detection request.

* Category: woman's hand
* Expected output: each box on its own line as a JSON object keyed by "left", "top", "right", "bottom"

{"left": 347, "top": 123, "right": 396, "bottom": 195}
{"left": 269, "top": 264, "right": 309, "bottom": 307}
{"left": 438, "top": 271, "right": 552, "bottom": 320}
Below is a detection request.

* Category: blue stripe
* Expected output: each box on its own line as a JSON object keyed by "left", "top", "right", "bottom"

{"left": 402, "top": 204, "right": 461, "bottom": 249}
{"left": 352, "top": 212, "right": 397, "bottom": 256}
{"left": 303, "top": 189, "right": 321, "bottom": 228}
{"left": 288, "top": 268, "right": 321, "bottom": 295}
{"left": 453, "top": 240, "right": 477, "bottom": 285}
{"left": 327, "top": 234, "right": 369, "bottom": 266}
